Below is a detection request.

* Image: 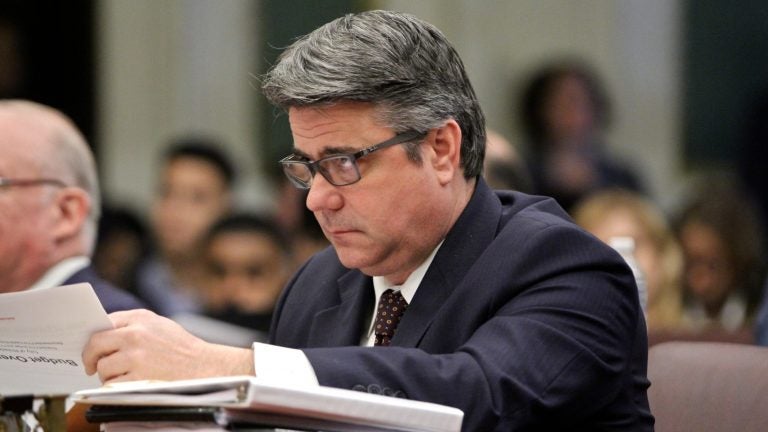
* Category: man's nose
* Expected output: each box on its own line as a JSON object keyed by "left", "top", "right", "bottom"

{"left": 306, "top": 172, "right": 343, "bottom": 212}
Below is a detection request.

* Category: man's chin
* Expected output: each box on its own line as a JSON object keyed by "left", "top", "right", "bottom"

{"left": 335, "top": 248, "right": 377, "bottom": 273}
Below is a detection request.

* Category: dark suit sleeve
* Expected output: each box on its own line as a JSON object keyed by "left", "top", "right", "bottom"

{"left": 96, "top": 283, "right": 146, "bottom": 313}
{"left": 65, "top": 266, "right": 146, "bottom": 313}
{"left": 288, "top": 224, "right": 648, "bottom": 431}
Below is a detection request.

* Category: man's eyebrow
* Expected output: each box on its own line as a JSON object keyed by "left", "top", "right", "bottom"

{"left": 291, "top": 145, "right": 359, "bottom": 160}
{"left": 322, "top": 145, "right": 357, "bottom": 156}
{"left": 290, "top": 148, "right": 311, "bottom": 160}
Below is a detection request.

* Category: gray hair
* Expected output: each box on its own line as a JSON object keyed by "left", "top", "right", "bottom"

{"left": 262, "top": 10, "right": 486, "bottom": 178}
{"left": 37, "top": 103, "right": 101, "bottom": 251}
{"left": 50, "top": 121, "right": 101, "bottom": 223}
{"left": 0, "top": 100, "right": 100, "bottom": 253}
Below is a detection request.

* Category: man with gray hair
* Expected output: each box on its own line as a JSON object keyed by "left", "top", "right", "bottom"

{"left": 83, "top": 11, "right": 652, "bottom": 431}
{"left": 0, "top": 99, "right": 143, "bottom": 312}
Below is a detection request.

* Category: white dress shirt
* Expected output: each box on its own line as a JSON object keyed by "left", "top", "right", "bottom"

{"left": 252, "top": 242, "right": 443, "bottom": 386}
{"left": 26, "top": 256, "right": 91, "bottom": 291}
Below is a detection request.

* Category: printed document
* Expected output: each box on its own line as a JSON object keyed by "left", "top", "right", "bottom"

{"left": 0, "top": 283, "right": 112, "bottom": 396}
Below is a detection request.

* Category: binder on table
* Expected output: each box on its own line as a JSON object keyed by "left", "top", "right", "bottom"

{"left": 71, "top": 375, "right": 463, "bottom": 432}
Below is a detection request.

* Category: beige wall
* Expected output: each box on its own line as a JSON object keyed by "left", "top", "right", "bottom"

{"left": 97, "top": 0, "right": 683, "bottom": 212}
{"left": 97, "top": 0, "right": 269, "bottom": 212}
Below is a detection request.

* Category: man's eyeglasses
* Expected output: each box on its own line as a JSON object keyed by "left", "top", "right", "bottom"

{"left": 0, "top": 177, "right": 67, "bottom": 189}
{"left": 279, "top": 130, "right": 425, "bottom": 189}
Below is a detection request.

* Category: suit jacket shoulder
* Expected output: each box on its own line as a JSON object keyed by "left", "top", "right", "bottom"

{"left": 65, "top": 265, "right": 146, "bottom": 313}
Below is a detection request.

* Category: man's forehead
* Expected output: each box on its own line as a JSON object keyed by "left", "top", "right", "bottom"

{"left": 289, "top": 108, "right": 334, "bottom": 133}
{"left": 287, "top": 103, "right": 385, "bottom": 155}
{"left": 0, "top": 141, "right": 39, "bottom": 175}
{"left": 289, "top": 102, "right": 380, "bottom": 130}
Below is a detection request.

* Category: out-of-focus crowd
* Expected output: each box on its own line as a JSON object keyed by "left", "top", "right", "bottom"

{"left": 483, "top": 60, "right": 768, "bottom": 346}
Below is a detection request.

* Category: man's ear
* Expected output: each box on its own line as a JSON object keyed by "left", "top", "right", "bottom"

{"left": 427, "top": 119, "right": 462, "bottom": 185}
{"left": 51, "top": 187, "right": 91, "bottom": 243}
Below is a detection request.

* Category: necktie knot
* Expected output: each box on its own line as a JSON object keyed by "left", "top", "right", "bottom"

{"left": 374, "top": 289, "right": 408, "bottom": 346}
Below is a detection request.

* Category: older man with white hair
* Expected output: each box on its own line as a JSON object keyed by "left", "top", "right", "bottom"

{"left": 0, "top": 99, "right": 143, "bottom": 311}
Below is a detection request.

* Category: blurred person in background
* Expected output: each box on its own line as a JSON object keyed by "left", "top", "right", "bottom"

{"left": 93, "top": 204, "right": 150, "bottom": 296}
{"left": 482, "top": 128, "right": 533, "bottom": 192}
{"left": 518, "top": 59, "right": 643, "bottom": 213}
{"left": 172, "top": 213, "right": 291, "bottom": 347}
{"left": 134, "top": 138, "right": 235, "bottom": 317}
{"left": 0, "top": 99, "right": 143, "bottom": 312}
{"left": 572, "top": 189, "right": 685, "bottom": 332}
{"left": 755, "top": 280, "right": 768, "bottom": 345}
{"left": 201, "top": 212, "right": 292, "bottom": 333}
{"left": 273, "top": 177, "right": 330, "bottom": 270}
{"left": 674, "top": 172, "right": 766, "bottom": 334}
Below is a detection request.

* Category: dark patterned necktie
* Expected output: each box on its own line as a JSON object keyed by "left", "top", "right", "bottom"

{"left": 374, "top": 289, "right": 408, "bottom": 346}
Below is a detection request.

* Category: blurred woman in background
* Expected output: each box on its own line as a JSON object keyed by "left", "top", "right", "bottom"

{"left": 573, "top": 188, "right": 685, "bottom": 332}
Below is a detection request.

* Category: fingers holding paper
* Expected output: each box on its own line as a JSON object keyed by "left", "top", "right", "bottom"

{"left": 82, "top": 309, "right": 205, "bottom": 382}
{"left": 82, "top": 309, "right": 255, "bottom": 383}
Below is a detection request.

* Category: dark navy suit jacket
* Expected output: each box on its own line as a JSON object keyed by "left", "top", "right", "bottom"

{"left": 269, "top": 179, "right": 653, "bottom": 431}
{"left": 64, "top": 265, "right": 145, "bottom": 313}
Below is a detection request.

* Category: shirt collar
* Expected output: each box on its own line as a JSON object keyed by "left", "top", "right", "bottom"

{"left": 26, "top": 256, "right": 91, "bottom": 291}
{"left": 365, "top": 241, "right": 444, "bottom": 344}
{"left": 372, "top": 240, "right": 444, "bottom": 304}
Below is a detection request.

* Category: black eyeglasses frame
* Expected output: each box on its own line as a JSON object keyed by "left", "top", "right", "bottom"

{"left": 279, "top": 130, "right": 425, "bottom": 189}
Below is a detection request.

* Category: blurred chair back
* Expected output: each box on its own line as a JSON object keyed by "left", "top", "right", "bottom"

{"left": 648, "top": 327, "right": 753, "bottom": 347}
{"left": 648, "top": 341, "right": 768, "bottom": 432}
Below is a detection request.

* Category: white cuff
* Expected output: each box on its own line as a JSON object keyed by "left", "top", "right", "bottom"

{"left": 251, "top": 342, "right": 319, "bottom": 386}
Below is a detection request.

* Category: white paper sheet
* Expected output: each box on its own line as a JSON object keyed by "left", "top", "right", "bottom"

{"left": 0, "top": 283, "right": 113, "bottom": 396}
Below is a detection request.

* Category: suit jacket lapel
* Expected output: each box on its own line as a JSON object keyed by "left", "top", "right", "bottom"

{"left": 306, "top": 270, "right": 374, "bottom": 347}
{"left": 392, "top": 178, "right": 502, "bottom": 347}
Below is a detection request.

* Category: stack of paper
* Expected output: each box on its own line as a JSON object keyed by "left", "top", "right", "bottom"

{"left": 72, "top": 376, "right": 464, "bottom": 432}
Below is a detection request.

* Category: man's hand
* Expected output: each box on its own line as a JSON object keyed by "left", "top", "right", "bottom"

{"left": 82, "top": 309, "right": 255, "bottom": 383}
